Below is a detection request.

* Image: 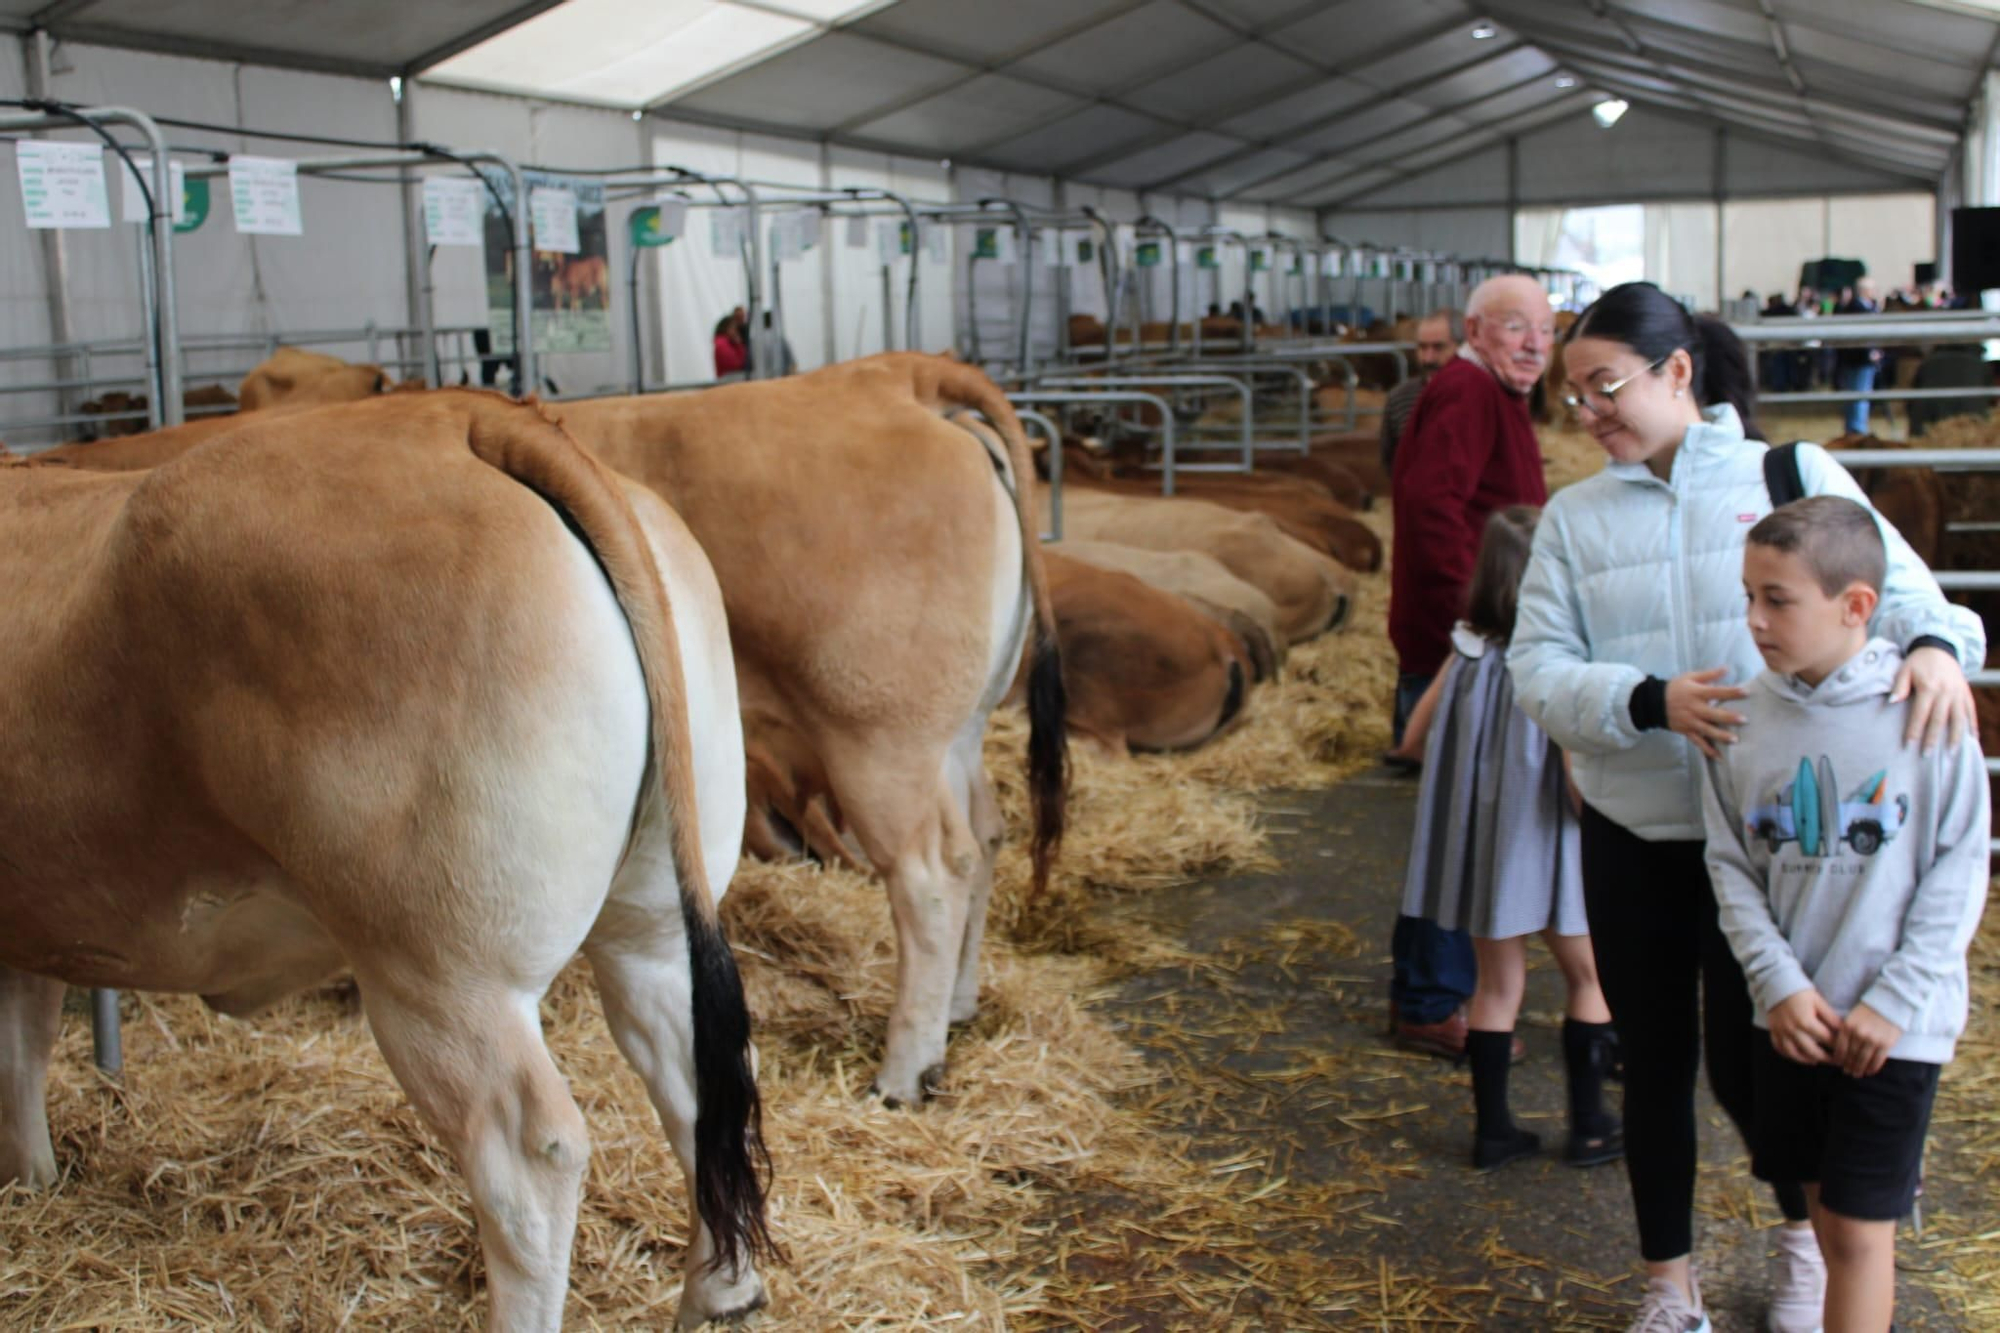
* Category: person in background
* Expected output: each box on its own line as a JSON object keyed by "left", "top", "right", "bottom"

{"left": 1835, "top": 278, "right": 1883, "bottom": 437}
{"left": 713, "top": 307, "right": 748, "bottom": 378}
{"left": 1379, "top": 307, "right": 1464, "bottom": 474}
{"left": 1400, "top": 506, "right": 1622, "bottom": 1172}
{"left": 1510, "top": 280, "right": 1980, "bottom": 1333}
{"left": 1706, "top": 496, "right": 1988, "bottom": 1333}
{"left": 1760, "top": 293, "right": 1797, "bottom": 394}
{"left": 1383, "top": 273, "right": 1554, "bottom": 1060}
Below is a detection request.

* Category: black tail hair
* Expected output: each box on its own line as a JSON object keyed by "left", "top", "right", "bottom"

{"left": 1026, "top": 625, "right": 1069, "bottom": 898}
{"left": 680, "top": 899, "right": 781, "bottom": 1273}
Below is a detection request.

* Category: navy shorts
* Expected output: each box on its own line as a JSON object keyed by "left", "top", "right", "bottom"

{"left": 1750, "top": 1037, "right": 1940, "bottom": 1221}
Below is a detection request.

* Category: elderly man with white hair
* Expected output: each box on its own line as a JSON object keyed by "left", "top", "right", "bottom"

{"left": 1385, "top": 272, "right": 1555, "bottom": 1059}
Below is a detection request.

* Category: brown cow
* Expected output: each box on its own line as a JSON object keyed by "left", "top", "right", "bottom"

{"left": 0, "top": 391, "right": 772, "bottom": 1328}
{"left": 553, "top": 354, "right": 1068, "bottom": 1108}
{"left": 1049, "top": 487, "right": 1353, "bottom": 644}
{"left": 1055, "top": 538, "right": 1286, "bottom": 681}
{"left": 237, "top": 347, "right": 412, "bottom": 412}
{"left": 1036, "top": 551, "right": 1248, "bottom": 754}
{"left": 1062, "top": 464, "right": 1382, "bottom": 573}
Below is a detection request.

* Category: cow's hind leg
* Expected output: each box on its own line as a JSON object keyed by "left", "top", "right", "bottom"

{"left": 948, "top": 733, "right": 1005, "bottom": 1026}
{"left": 585, "top": 936, "right": 767, "bottom": 1328}
{"left": 0, "top": 966, "right": 64, "bottom": 1187}
{"left": 835, "top": 753, "right": 984, "bottom": 1107}
{"left": 359, "top": 980, "right": 588, "bottom": 1333}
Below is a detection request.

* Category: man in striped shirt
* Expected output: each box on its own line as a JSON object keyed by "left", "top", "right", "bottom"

{"left": 1379, "top": 308, "right": 1463, "bottom": 473}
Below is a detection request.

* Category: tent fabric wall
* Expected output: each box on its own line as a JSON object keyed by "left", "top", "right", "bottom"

{"left": 0, "top": 38, "right": 54, "bottom": 427}
{"left": 24, "top": 44, "right": 406, "bottom": 386}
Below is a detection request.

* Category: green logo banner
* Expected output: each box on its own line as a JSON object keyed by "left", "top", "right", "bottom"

{"left": 628, "top": 205, "right": 675, "bottom": 248}
{"left": 174, "top": 177, "right": 209, "bottom": 234}
{"left": 974, "top": 227, "right": 1000, "bottom": 259}
{"left": 1195, "top": 245, "right": 1217, "bottom": 270}
{"left": 1134, "top": 240, "right": 1161, "bottom": 268}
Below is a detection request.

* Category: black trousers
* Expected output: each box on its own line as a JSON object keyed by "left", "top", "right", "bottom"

{"left": 1580, "top": 803, "right": 1809, "bottom": 1261}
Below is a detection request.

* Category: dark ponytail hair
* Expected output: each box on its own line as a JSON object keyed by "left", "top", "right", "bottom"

{"left": 1464, "top": 504, "right": 1540, "bottom": 645}
{"left": 1567, "top": 281, "right": 1765, "bottom": 441}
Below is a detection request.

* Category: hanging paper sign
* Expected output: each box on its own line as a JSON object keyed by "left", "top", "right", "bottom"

{"left": 1041, "top": 232, "right": 1066, "bottom": 268}
{"left": 118, "top": 155, "right": 188, "bottom": 226}
{"left": 529, "top": 185, "right": 580, "bottom": 254}
{"left": 1321, "top": 250, "right": 1344, "bottom": 277}
{"left": 422, "top": 176, "right": 486, "bottom": 247}
{"left": 1289, "top": 252, "right": 1304, "bottom": 275}
{"left": 873, "top": 220, "right": 901, "bottom": 263}
{"left": 710, "top": 207, "right": 745, "bottom": 258}
{"left": 1134, "top": 240, "right": 1161, "bottom": 268}
{"left": 1249, "top": 246, "right": 1271, "bottom": 272}
{"left": 175, "top": 178, "right": 210, "bottom": 234}
{"left": 768, "top": 212, "right": 799, "bottom": 263}
{"left": 628, "top": 204, "right": 681, "bottom": 248}
{"left": 228, "top": 155, "right": 302, "bottom": 235}
{"left": 17, "top": 140, "right": 111, "bottom": 229}
{"left": 796, "top": 210, "right": 820, "bottom": 253}
{"left": 1195, "top": 246, "right": 1218, "bottom": 271}
{"left": 845, "top": 213, "right": 869, "bottom": 249}
{"left": 923, "top": 221, "right": 947, "bottom": 264}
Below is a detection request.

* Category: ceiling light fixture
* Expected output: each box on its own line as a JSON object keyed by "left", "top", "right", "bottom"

{"left": 1471, "top": 19, "right": 1497, "bottom": 38}
{"left": 1554, "top": 73, "right": 1578, "bottom": 89}
{"left": 1591, "top": 97, "right": 1629, "bottom": 128}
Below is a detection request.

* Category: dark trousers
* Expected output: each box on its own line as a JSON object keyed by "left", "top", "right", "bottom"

{"left": 1580, "top": 804, "right": 1808, "bottom": 1261}
{"left": 1390, "top": 670, "right": 1474, "bottom": 1024}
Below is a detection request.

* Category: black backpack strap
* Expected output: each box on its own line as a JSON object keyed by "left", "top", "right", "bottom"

{"left": 1763, "top": 442, "right": 1807, "bottom": 507}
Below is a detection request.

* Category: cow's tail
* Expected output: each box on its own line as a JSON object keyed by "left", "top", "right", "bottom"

{"left": 463, "top": 394, "right": 776, "bottom": 1274}
{"left": 917, "top": 358, "right": 1070, "bottom": 900}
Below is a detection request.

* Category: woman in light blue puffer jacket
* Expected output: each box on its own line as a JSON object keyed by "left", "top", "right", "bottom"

{"left": 1507, "top": 282, "right": 1981, "bottom": 1333}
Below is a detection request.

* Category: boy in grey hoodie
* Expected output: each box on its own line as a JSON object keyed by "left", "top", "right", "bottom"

{"left": 1703, "top": 496, "right": 1989, "bottom": 1333}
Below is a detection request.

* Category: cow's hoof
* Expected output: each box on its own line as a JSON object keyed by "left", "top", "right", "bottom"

{"left": 0, "top": 1147, "right": 59, "bottom": 1190}
{"left": 679, "top": 1288, "right": 768, "bottom": 1329}
{"left": 867, "top": 1063, "right": 947, "bottom": 1109}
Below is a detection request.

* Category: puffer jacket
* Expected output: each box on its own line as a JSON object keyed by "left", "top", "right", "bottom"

{"left": 1508, "top": 404, "right": 1985, "bottom": 841}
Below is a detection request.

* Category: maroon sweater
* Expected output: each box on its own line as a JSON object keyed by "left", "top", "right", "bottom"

{"left": 1389, "top": 354, "right": 1547, "bottom": 677}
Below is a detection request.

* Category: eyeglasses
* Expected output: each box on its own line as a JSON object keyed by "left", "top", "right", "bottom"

{"left": 1496, "top": 317, "right": 1556, "bottom": 340}
{"left": 1561, "top": 352, "right": 1671, "bottom": 416}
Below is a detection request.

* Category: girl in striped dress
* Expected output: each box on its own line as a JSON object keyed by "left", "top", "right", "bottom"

{"left": 1400, "top": 505, "right": 1622, "bottom": 1171}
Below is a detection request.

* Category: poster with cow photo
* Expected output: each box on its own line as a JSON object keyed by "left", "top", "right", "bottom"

{"left": 483, "top": 169, "right": 612, "bottom": 356}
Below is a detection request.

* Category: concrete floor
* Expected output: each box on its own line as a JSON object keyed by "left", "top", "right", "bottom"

{"left": 1081, "top": 769, "right": 1970, "bottom": 1330}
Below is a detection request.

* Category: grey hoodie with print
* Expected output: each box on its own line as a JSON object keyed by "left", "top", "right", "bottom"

{"left": 1702, "top": 638, "right": 1989, "bottom": 1064}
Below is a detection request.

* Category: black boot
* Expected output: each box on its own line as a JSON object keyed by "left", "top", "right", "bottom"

{"left": 1469, "top": 1029, "right": 1539, "bottom": 1170}
{"left": 1562, "top": 1017, "right": 1624, "bottom": 1168}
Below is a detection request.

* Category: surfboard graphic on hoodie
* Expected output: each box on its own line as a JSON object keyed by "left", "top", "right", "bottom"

{"left": 1747, "top": 755, "right": 1906, "bottom": 858}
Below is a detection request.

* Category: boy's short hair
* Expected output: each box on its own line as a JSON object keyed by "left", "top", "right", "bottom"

{"left": 1747, "top": 495, "right": 1886, "bottom": 596}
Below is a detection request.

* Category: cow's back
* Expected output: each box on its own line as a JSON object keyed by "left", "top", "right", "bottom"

{"left": 558, "top": 376, "right": 1009, "bottom": 732}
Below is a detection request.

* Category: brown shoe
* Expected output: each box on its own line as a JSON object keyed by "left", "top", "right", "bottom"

{"left": 1394, "top": 1011, "right": 1526, "bottom": 1063}
{"left": 1394, "top": 1011, "right": 1468, "bottom": 1058}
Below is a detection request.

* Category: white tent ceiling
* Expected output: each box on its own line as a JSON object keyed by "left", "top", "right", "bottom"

{"left": 4, "top": 0, "right": 1994, "bottom": 205}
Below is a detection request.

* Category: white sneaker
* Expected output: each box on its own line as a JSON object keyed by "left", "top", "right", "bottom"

{"left": 1767, "top": 1223, "right": 1827, "bottom": 1333}
{"left": 1628, "top": 1272, "right": 1712, "bottom": 1333}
